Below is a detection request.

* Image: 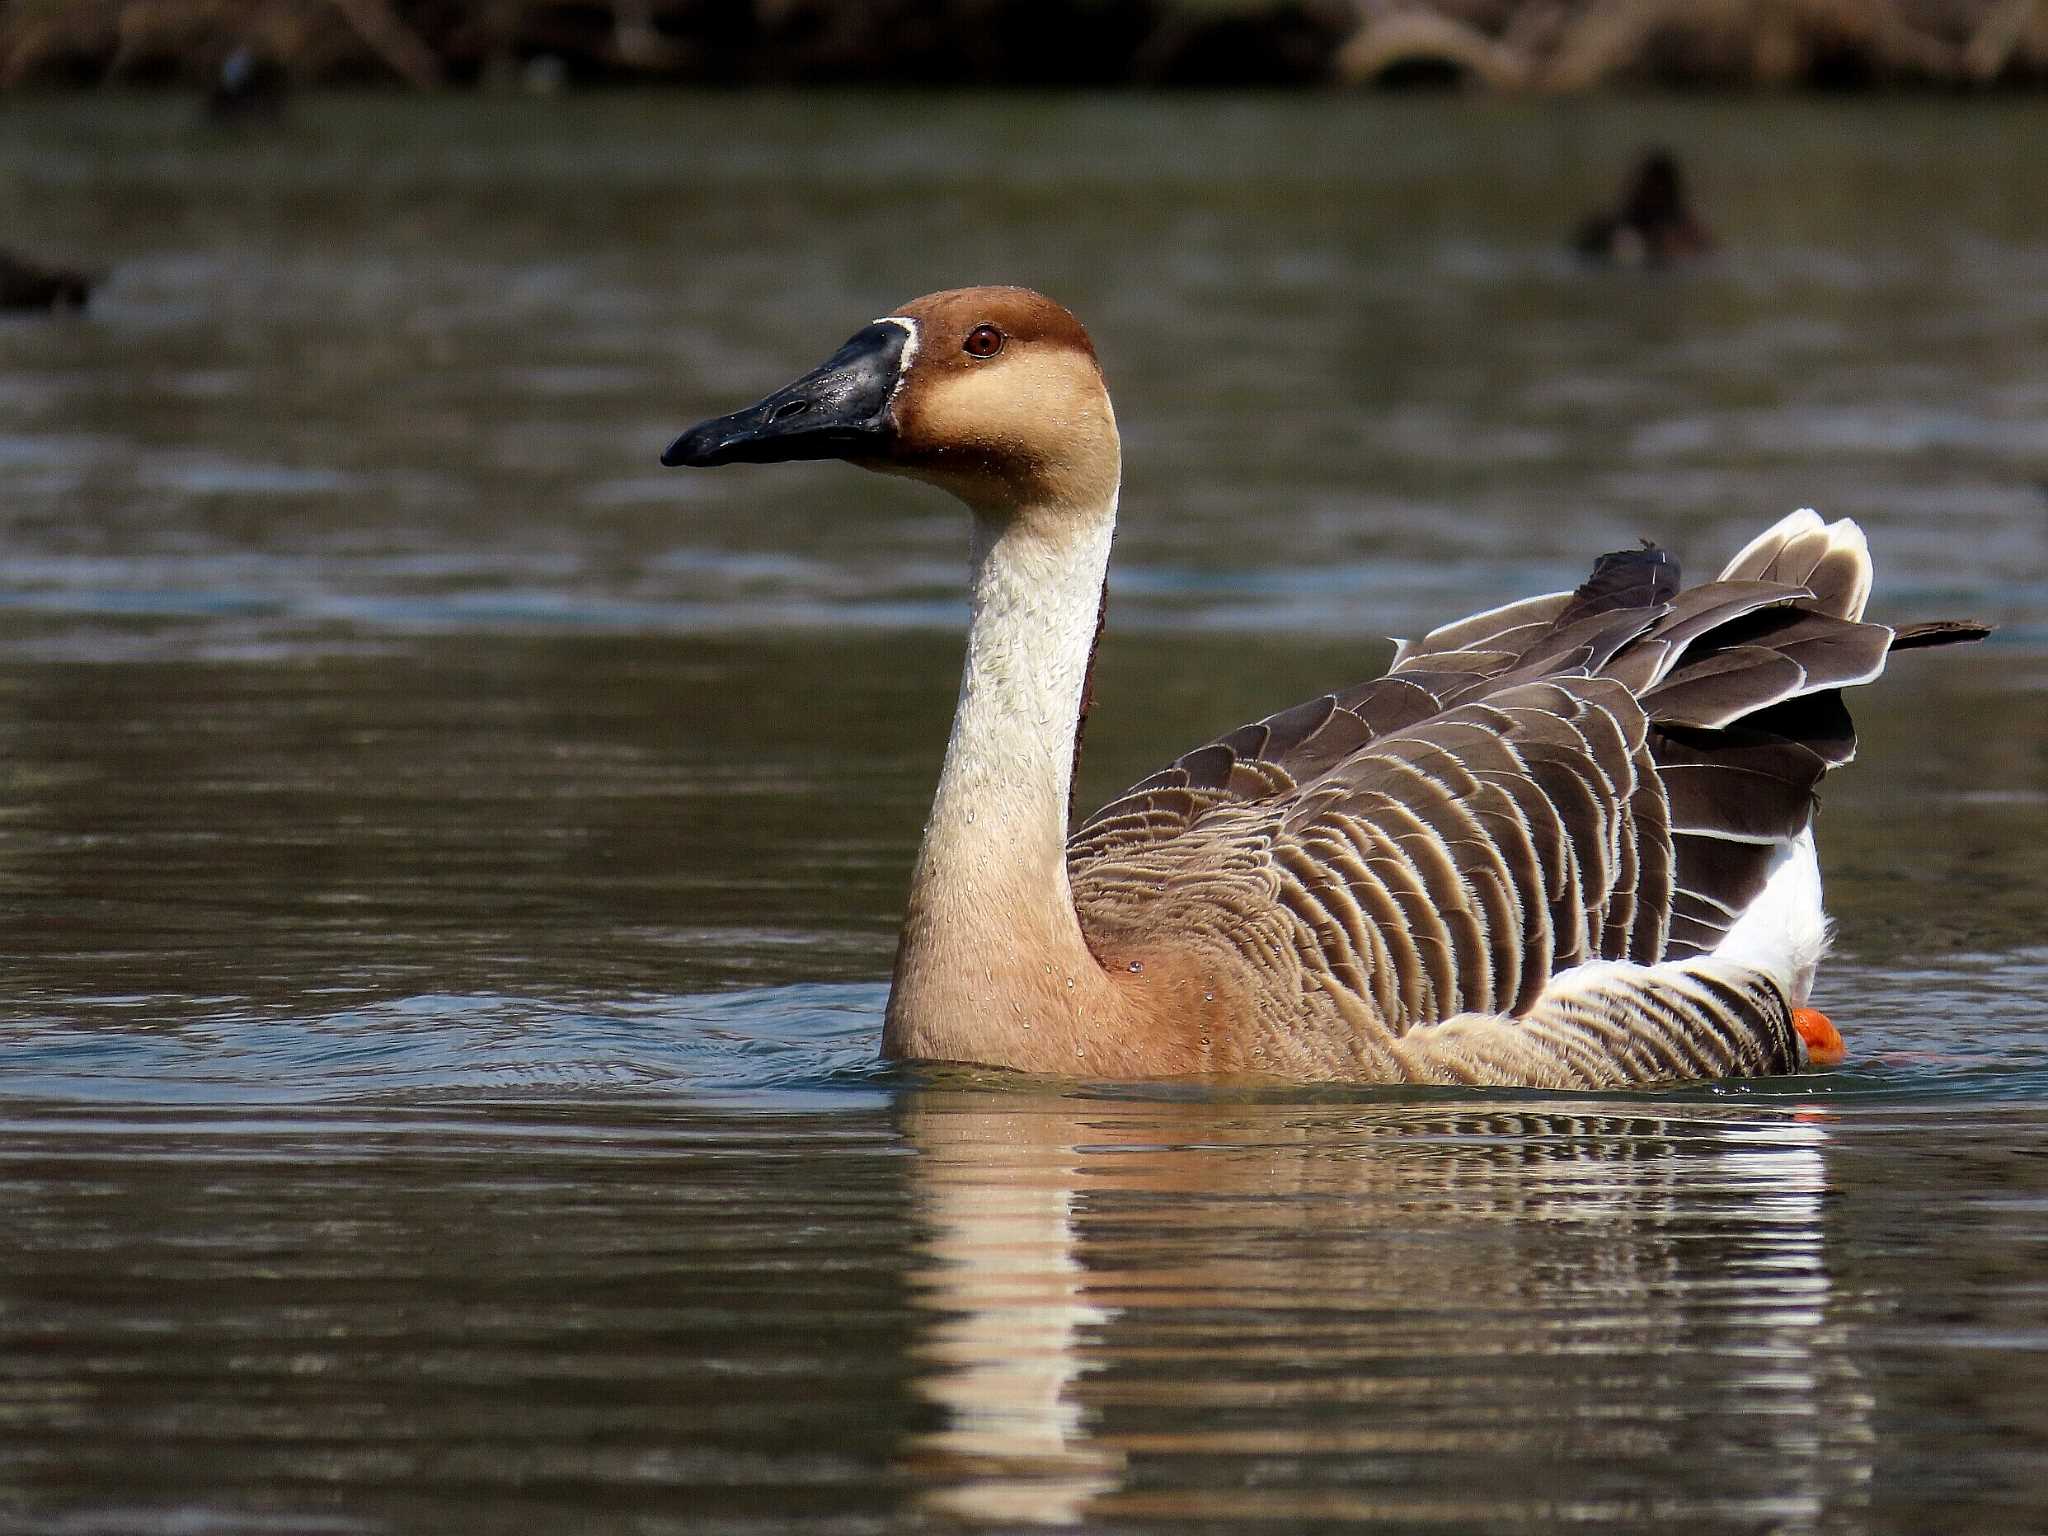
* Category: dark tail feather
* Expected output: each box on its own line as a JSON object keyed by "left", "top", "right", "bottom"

{"left": 1890, "top": 619, "right": 1994, "bottom": 651}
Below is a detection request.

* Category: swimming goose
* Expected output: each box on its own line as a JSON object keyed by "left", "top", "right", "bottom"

{"left": 663, "top": 286, "right": 1986, "bottom": 1086}
{"left": 1573, "top": 149, "right": 1713, "bottom": 269}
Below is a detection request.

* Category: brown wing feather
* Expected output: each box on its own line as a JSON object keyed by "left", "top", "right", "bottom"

{"left": 1069, "top": 529, "right": 1989, "bottom": 1050}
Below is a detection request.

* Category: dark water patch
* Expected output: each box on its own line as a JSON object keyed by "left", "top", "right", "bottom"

{"left": 9, "top": 1091, "right": 2041, "bottom": 1531}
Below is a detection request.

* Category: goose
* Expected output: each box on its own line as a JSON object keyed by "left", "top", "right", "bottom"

{"left": 662, "top": 286, "right": 1986, "bottom": 1086}
{"left": 1573, "top": 149, "right": 1713, "bottom": 268}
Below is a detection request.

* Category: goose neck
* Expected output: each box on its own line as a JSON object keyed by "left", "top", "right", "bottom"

{"left": 883, "top": 493, "right": 1119, "bottom": 1056}
{"left": 934, "top": 499, "right": 1116, "bottom": 873}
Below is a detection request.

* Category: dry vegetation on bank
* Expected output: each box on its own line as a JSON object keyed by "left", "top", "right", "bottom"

{"left": 4, "top": 0, "right": 2047, "bottom": 89}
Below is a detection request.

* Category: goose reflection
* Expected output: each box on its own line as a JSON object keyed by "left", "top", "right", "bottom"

{"left": 898, "top": 1090, "right": 1869, "bottom": 1527}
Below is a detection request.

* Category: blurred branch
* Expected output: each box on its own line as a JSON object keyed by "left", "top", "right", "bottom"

{"left": 1964, "top": 0, "right": 2046, "bottom": 78}
{"left": 325, "top": 0, "right": 441, "bottom": 86}
{"left": 1327, "top": 0, "right": 1995, "bottom": 90}
{"left": 1333, "top": 12, "right": 1533, "bottom": 88}
{"left": 1, "top": 0, "right": 2044, "bottom": 90}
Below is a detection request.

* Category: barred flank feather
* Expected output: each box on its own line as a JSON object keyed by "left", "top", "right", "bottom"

{"left": 1069, "top": 509, "right": 1989, "bottom": 1086}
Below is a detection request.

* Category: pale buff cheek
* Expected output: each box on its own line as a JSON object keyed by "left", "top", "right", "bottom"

{"left": 898, "top": 352, "right": 1118, "bottom": 512}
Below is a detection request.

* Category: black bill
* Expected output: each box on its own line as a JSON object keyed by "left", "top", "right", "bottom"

{"left": 661, "top": 320, "right": 911, "bottom": 468}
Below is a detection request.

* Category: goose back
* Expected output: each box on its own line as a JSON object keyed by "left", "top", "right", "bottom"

{"left": 1068, "top": 514, "right": 1988, "bottom": 1083}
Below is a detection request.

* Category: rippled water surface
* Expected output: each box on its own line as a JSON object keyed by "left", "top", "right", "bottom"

{"left": 2, "top": 94, "right": 2046, "bottom": 1532}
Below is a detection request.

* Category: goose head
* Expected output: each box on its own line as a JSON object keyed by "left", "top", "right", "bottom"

{"left": 662, "top": 286, "right": 1119, "bottom": 517}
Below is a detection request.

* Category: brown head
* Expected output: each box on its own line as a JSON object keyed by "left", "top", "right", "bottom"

{"left": 662, "top": 286, "right": 1119, "bottom": 516}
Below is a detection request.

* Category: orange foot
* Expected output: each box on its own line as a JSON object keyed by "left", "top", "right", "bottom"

{"left": 1793, "top": 1007, "right": 1845, "bottom": 1067}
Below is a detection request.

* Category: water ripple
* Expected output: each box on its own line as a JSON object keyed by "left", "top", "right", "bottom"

{"left": 0, "top": 985, "right": 893, "bottom": 1108}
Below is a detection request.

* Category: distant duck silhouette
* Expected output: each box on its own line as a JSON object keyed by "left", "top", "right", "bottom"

{"left": 1573, "top": 150, "right": 1714, "bottom": 269}
{"left": 206, "top": 46, "right": 290, "bottom": 125}
{"left": 0, "top": 248, "right": 93, "bottom": 312}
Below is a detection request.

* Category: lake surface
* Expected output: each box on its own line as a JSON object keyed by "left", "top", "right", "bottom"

{"left": 2, "top": 92, "right": 2046, "bottom": 1532}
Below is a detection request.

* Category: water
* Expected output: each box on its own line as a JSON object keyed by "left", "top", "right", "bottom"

{"left": 2, "top": 92, "right": 2046, "bottom": 1532}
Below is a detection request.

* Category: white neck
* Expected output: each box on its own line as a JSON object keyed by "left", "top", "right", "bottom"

{"left": 935, "top": 503, "right": 1114, "bottom": 866}
{"left": 883, "top": 493, "right": 1118, "bottom": 1054}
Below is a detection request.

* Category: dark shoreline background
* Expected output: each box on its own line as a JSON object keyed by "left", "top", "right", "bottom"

{"left": 7, "top": 0, "right": 2048, "bottom": 93}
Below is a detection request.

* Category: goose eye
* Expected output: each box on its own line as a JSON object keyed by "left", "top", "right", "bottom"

{"left": 962, "top": 324, "right": 1005, "bottom": 359}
